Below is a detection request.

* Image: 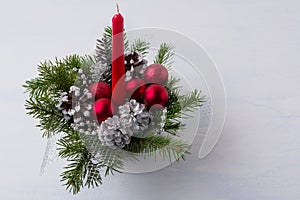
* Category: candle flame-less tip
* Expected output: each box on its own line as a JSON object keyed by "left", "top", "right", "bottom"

{"left": 116, "top": 3, "right": 119, "bottom": 13}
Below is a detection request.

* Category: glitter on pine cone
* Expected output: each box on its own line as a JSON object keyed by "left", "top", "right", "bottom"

{"left": 90, "top": 62, "right": 112, "bottom": 85}
{"left": 57, "top": 92, "right": 73, "bottom": 120}
{"left": 124, "top": 52, "right": 144, "bottom": 71}
{"left": 119, "top": 99, "right": 152, "bottom": 134}
{"left": 124, "top": 51, "right": 148, "bottom": 80}
{"left": 98, "top": 115, "right": 133, "bottom": 149}
{"left": 60, "top": 69, "right": 102, "bottom": 136}
{"left": 98, "top": 100, "right": 152, "bottom": 149}
{"left": 57, "top": 86, "right": 81, "bottom": 120}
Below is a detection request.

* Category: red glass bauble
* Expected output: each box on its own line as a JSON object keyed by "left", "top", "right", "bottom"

{"left": 126, "top": 78, "right": 147, "bottom": 101}
{"left": 93, "top": 98, "right": 113, "bottom": 122}
{"left": 89, "top": 82, "right": 111, "bottom": 100}
{"left": 143, "top": 84, "right": 169, "bottom": 107}
{"left": 144, "top": 64, "right": 169, "bottom": 84}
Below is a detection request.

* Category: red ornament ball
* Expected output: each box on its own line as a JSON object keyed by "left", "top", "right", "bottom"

{"left": 89, "top": 82, "right": 111, "bottom": 100}
{"left": 93, "top": 98, "right": 113, "bottom": 122}
{"left": 143, "top": 84, "right": 169, "bottom": 107}
{"left": 126, "top": 78, "right": 147, "bottom": 101}
{"left": 144, "top": 64, "right": 169, "bottom": 84}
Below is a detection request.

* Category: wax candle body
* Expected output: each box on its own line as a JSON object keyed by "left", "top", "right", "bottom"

{"left": 111, "top": 11, "right": 126, "bottom": 107}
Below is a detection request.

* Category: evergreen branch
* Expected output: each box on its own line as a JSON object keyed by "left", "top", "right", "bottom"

{"left": 61, "top": 155, "right": 89, "bottom": 195}
{"left": 154, "top": 43, "right": 175, "bottom": 69}
{"left": 84, "top": 160, "right": 103, "bottom": 189}
{"left": 24, "top": 55, "right": 94, "bottom": 97}
{"left": 23, "top": 55, "right": 95, "bottom": 138}
{"left": 179, "top": 90, "right": 206, "bottom": 116}
{"left": 163, "top": 76, "right": 205, "bottom": 135}
{"left": 103, "top": 26, "right": 112, "bottom": 38}
{"left": 124, "top": 136, "right": 190, "bottom": 162}
{"left": 23, "top": 56, "right": 81, "bottom": 98}
{"left": 82, "top": 134, "right": 132, "bottom": 167}
{"left": 96, "top": 26, "right": 129, "bottom": 64}
{"left": 164, "top": 76, "right": 183, "bottom": 135}
{"left": 96, "top": 26, "right": 112, "bottom": 65}
{"left": 165, "top": 75, "right": 180, "bottom": 90}
{"left": 58, "top": 132, "right": 126, "bottom": 194}
{"left": 124, "top": 31, "right": 129, "bottom": 52}
{"left": 58, "top": 131, "right": 90, "bottom": 194}
{"left": 25, "top": 97, "right": 72, "bottom": 137}
{"left": 130, "top": 39, "right": 150, "bottom": 56}
{"left": 57, "top": 131, "right": 85, "bottom": 159}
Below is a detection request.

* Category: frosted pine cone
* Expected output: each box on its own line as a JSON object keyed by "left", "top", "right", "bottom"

{"left": 57, "top": 86, "right": 81, "bottom": 120}
{"left": 90, "top": 62, "right": 112, "bottom": 85}
{"left": 119, "top": 99, "right": 151, "bottom": 134}
{"left": 58, "top": 68, "right": 101, "bottom": 135}
{"left": 124, "top": 52, "right": 148, "bottom": 81}
{"left": 69, "top": 69, "right": 101, "bottom": 135}
{"left": 98, "top": 116, "right": 133, "bottom": 149}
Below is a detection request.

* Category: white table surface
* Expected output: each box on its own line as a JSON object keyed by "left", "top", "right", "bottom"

{"left": 1, "top": 0, "right": 300, "bottom": 199}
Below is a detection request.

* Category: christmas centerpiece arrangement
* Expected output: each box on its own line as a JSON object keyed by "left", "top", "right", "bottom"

{"left": 24, "top": 6, "right": 205, "bottom": 194}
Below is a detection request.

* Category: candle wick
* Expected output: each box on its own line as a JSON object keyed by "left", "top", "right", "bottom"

{"left": 116, "top": 3, "right": 120, "bottom": 13}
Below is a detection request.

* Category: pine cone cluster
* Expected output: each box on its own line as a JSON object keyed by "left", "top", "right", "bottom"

{"left": 97, "top": 100, "right": 152, "bottom": 149}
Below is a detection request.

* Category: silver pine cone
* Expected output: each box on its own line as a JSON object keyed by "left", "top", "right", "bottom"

{"left": 119, "top": 99, "right": 151, "bottom": 134}
{"left": 98, "top": 116, "right": 133, "bottom": 149}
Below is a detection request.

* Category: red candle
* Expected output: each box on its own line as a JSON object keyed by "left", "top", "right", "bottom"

{"left": 111, "top": 4, "right": 126, "bottom": 107}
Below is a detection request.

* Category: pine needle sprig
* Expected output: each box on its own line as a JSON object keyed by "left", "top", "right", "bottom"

{"left": 179, "top": 90, "right": 206, "bottom": 117}
{"left": 130, "top": 39, "right": 150, "bottom": 56}
{"left": 82, "top": 134, "right": 133, "bottom": 172}
{"left": 58, "top": 131, "right": 91, "bottom": 194}
{"left": 23, "top": 55, "right": 94, "bottom": 98}
{"left": 124, "top": 136, "right": 190, "bottom": 162}
{"left": 23, "top": 55, "right": 94, "bottom": 138}
{"left": 25, "top": 97, "right": 71, "bottom": 137}
{"left": 96, "top": 26, "right": 112, "bottom": 65}
{"left": 154, "top": 43, "right": 175, "bottom": 69}
{"left": 58, "top": 131, "right": 125, "bottom": 194}
{"left": 163, "top": 76, "right": 205, "bottom": 135}
{"left": 124, "top": 31, "right": 129, "bottom": 52}
{"left": 96, "top": 26, "right": 129, "bottom": 64}
{"left": 24, "top": 55, "right": 81, "bottom": 97}
{"left": 164, "top": 76, "right": 183, "bottom": 135}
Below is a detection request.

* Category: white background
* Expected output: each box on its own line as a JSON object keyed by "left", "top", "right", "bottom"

{"left": 1, "top": 0, "right": 300, "bottom": 199}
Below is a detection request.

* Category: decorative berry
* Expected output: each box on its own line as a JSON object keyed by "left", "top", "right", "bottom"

{"left": 93, "top": 98, "right": 113, "bottom": 122}
{"left": 126, "top": 78, "right": 147, "bottom": 102}
{"left": 143, "top": 84, "right": 169, "bottom": 107}
{"left": 144, "top": 64, "right": 168, "bottom": 84}
{"left": 89, "top": 82, "right": 111, "bottom": 100}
